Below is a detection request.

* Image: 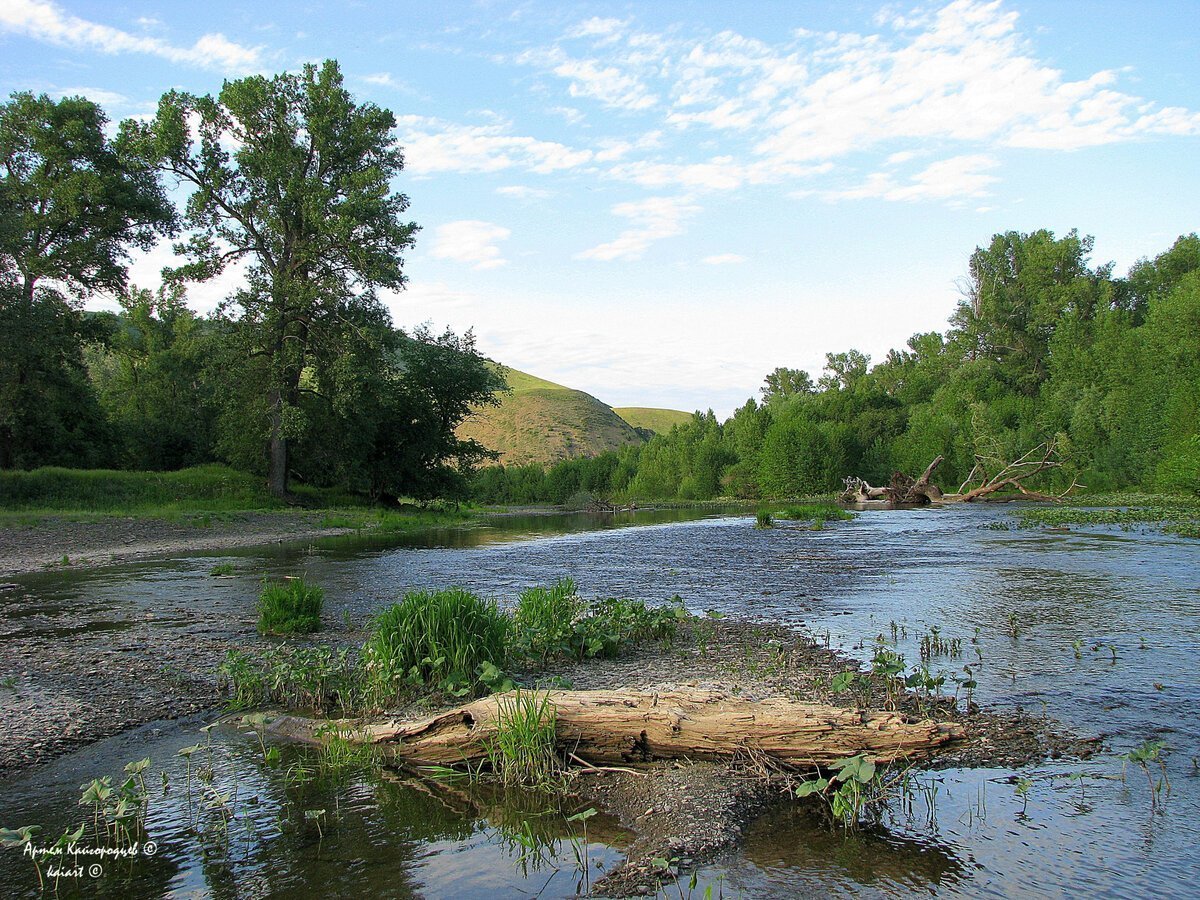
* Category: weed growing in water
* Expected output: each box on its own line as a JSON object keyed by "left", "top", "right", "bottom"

{"left": 1123, "top": 739, "right": 1171, "bottom": 808}
{"left": 218, "top": 645, "right": 360, "bottom": 714}
{"left": 209, "top": 562, "right": 236, "bottom": 576}
{"left": 755, "top": 510, "right": 773, "bottom": 529}
{"left": 256, "top": 578, "right": 324, "bottom": 635}
{"left": 918, "top": 626, "right": 963, "bottom": 660}
{"left": 774, "top": 503, "right": 855, "bottom": 523}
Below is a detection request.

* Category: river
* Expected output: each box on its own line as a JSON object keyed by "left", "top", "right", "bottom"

{"left": 1, "top": 504, "right": 1197, "bottom": 897}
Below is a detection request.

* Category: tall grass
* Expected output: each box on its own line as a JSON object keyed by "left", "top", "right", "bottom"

{"left": 513, "top": 578, "right": 582, "bottom": 662}
{"left": 362, "top": 588, "right": 509, "bottom": 705}
{"left": 257, "top": 578, "right": 324, "bottom": 634}
{"left": 486, "top": 689, "right": 560, "bottom": 788}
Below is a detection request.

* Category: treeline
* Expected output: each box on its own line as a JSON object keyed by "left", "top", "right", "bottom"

{"left": 1, "top": 62, "right": 503, "bottom": 501}
{"left": 473, "top": 230, "right": 1200, "bottom": 504}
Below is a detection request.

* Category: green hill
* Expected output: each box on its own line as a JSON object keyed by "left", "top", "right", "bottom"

{"left": 457, "top": 367, "right": 685, "bottom": 467}
{"left": 614, "top": 407, "right": 693, "bottom": 434}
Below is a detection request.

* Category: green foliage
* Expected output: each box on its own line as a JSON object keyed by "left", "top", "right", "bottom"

{"left": 0, "top": 463, "right": 274, "bottom": 511}
{"left": 755, "top": 509, "right": 774, "bottom": 528}
{"left": 218, "top": 645, "right": 360, "bottom": 713}
{"left": 513, "top": 582, "right": 683, "bottom": 662}
{"left": 0, "top": 90, "right": 174, "bottom": 471}
{"left": 513, "top": 578, "right": 584, "bottom": 663}
{"left": 361, "top": 588, "right": 510, "bottom": 704}
{"left": 257, "top": 578, "right": 324, "bottom": 635}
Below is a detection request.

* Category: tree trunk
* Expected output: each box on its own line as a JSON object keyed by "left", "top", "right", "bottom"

{"left": 267, "top": 388, "right": 289, "bottom": 498}
{"left": 265, "top": 688, "right": 965, "bottom": 769}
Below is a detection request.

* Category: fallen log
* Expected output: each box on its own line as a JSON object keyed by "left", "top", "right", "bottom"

{"left": 265, "top": 687, "right": 964, "bottom": 769}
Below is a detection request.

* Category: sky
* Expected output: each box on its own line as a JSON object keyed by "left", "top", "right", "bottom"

{"left": 2, "top": 0, "right": 1198, "bottom": 417}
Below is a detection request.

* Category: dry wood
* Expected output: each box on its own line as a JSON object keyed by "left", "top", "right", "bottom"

{"left": 265, "top": 688, "right": 964, "bottom": 769}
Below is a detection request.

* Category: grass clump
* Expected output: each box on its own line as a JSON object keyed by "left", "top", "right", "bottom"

{"left": 486, "top": 689, "right": 561, "bottom": 788}
{"left": 257, "top": 578, "right": 324, "bottom": 635}
{"left": 514, "top": 578, "right": 584, "bottom": 663}
{"left": 755, "top": 510, "right": 774, "bottom": 528}
{"left": 362, "top": 588, "right": 510, "bottom": 705}
{"left": 209, "top": 562, "right": 236, "bottom": 576}
{"left": 774, "top": 502, "right": 855, "bottom": 523}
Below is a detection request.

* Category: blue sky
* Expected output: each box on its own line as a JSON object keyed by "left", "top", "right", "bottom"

{"left": 2, "top": 1, "right": 1198, "bottom": 416}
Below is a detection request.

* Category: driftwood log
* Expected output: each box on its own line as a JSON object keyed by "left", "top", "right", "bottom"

{"left": 841, "top": 440, "right": 1076, "bottom": 507}
{"left": 265, "top": 687, "right": 964, "bottom": 769}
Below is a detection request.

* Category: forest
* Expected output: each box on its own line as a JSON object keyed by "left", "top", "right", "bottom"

{"left": 2, "top": 64, "right": 1197, "bottom": 508}
{"left": 473, "top": 229, "right": 1200, "bottom": 505}
{"left": 0, "top": 62, "right": 503, "bottom": 503}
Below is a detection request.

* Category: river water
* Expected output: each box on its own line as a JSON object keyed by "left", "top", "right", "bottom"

{"left": 1, "top": 505, "right": 1198, "bottom": 897}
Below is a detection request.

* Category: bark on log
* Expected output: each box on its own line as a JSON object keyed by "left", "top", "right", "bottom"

{"left": 265, "top": 688, "right": 964, "bottom": 769}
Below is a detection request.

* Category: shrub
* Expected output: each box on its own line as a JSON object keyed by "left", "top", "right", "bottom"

{"left": 257, "top": 578, "right": 324, "bottom": 634}
{"left": 362, "top": 588, "right": 509, "bottom": 704}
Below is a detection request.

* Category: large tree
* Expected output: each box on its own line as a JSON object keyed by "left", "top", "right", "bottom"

{"left": 0, "top": 91, "right": 174, "bottom": 468}
{"left": 132, "top": 60, "right": 418, "bottom": 496}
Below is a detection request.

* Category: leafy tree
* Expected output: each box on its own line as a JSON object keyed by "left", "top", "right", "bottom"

{"left": 131, "top": 60, "right": 417, "bottom": 496}
{"left": 87, "top": 284, "right": 217, "bottom": 469}
{"left": 0, "top": 91, "right": 174, "bottom": 468}
{"left": 818, "top": 350, "right": 870, "bottom": 392}
{"left": 761, "top": 367, "right": 814, "bottom": 403}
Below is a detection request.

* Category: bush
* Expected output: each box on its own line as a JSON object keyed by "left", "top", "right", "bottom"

{"left": 571, "top": 596, "right": 684, "bottom": 659}
{"left": 362, "top": 588, "right": 509, "bottom": 704}
{"left": 257, "top": 578, "right": 324, "bottom": 634}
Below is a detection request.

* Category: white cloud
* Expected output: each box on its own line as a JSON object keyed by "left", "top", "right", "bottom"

{"left": 568, "top": 17, "right": 628, "bottom": 42}
{"left": 496, "top": 185, "right": 553, "bottom": 200}
{"left": 702, "top": 254, "right": 746, "bottom": 265}
{"left": 825, "top": 153, "right": 999, "bottom": 202}
{"left": 576, "top": 196, "right": 699, "bottom": 261}
{"left": 553, "top": 57, "right": 658, "bottom": 111}
{"left": 362, "top": 72, "right": 407, "bottom": 90}
{"left": 514, "top": 0, "right": 1200, "bottom": 182}
{"left": 430, "top": 220, "right": 512, "bottom": 270}
{"left": 0, "top": 0, "right": 264, "bottom": 73}
{"left": 52, "top": 86, "right": 129, "bottom": 108}
{"left": 396, "top": 115, "right": 593, "bottom": 175}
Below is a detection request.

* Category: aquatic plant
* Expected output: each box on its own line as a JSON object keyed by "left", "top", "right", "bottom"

{"left": 256, "top": 578, "right": 324, "bottom": 635}
{"left": 918, "top": 626, "right": 963, "bottom": 660}
{"left": 1123, "top": 739, "right": 1171, "bottom": 807}
{"left": 774, "top": 503, "right": 855, "bottom": 522}
{"left": 755, "top": 510, "right": 773, "bottom": 528}
{"left": 209, "top": 562, "right": 236, "bottom": 576}
{"left": 362, "top": 587, "right": 510, "bottom": 705}
{"left": 795, "top": 752, "right": 892, "bottom": 829}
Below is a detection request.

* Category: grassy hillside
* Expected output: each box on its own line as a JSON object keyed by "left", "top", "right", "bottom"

{"left": 457, "top": 367, "right": 648, "bottom": 466}
{"left": 614, "top": 407, "right": 693, "bottom": 434}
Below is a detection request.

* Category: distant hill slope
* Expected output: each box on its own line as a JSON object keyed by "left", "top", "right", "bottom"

{"left": 613, "top": 407, "right": 693, "bottom": 434}
{"left": 457, "top": 367, "right": 647, "bottom": 467}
